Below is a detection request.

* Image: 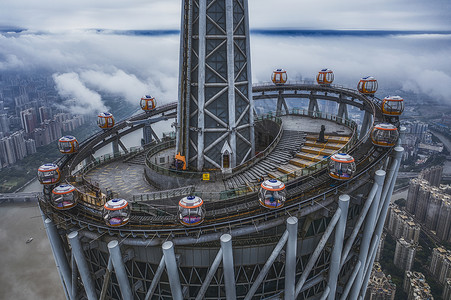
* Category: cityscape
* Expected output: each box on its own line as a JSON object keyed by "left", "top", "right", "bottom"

{"left": 1, "top": 0, "right": 451, "bottom": 300}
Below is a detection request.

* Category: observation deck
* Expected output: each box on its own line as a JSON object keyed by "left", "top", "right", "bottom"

{"left": 39, "top": 82, "right": 390, "bottom": 244}
{"left": 38, "top": 80, "right": 404, "bottom": 300}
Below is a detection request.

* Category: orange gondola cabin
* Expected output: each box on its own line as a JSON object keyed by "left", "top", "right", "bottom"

{"left": 271, "top": 69, "right": 288, "bottom": 85}
{"left": 52, "top": 184, "right": 78, "bottom": 210}
{"left": 178, "top": 196, "right": 206, "bottom": 226}
{"left": 103, "top": 198, "right": 131, "bottom": 227}
{"left": 258, "top": 179, "right": 287, "bottom": 209}
{"left": 97, "top": 112, "right": 115, "bottom": 129}
{"left": 317, "top": 69, "right": 334, "bottom": 85}
{"left": 37, "top": 163, "right": 61, "bottom": 185}
{"left": 371, "top": 123, "right": 399, "bottom": 147}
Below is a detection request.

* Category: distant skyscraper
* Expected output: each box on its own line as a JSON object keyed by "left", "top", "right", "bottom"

{"left": 25, "top": 138, "right": 36, "bottom": 155}
{"left": 387, "top": 204, "right": 420, "bottom": 244}
{"left": 10, "top": 130, "right": 27, "bottom": 160}
{"left": 0, "top": 114, "right": 9, "bottom": 133}
{"left": 0, "top": 136, "right": 16, "bottom": 165}
{"left": 33, "top": 127, "right": 51, "bottom": 147}
{"left": 420, "top": 165, "right": 443, "bottom": 187}
{"left": 38, "top": 106, "right": 52, "bottom": 123}
{"left": 20, "top": 108, "right": 38, "bottom": 134}
{"left": 430, "top": 247, "right": 451, "bottom": 285}
{"left": 406, "top": 178, "right": 451, "bottom": 242}
{"left": 443, "top": 278, "right": 451, "bottom": 300}
{"left": 437, "top": 199, "right": 451, "bottom": 242}
{"left": 394, "top": 238, "right": 416, "bottom": 271}
{"left": 375, "top": 232, "right": 386, "bottom": 262}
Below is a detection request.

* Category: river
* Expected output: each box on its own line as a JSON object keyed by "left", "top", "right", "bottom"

{"left": 0, "top": 202, "right": 63, "bottom": 299}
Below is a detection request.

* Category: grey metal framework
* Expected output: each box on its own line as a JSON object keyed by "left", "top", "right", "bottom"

{"left": 41, "top": 145, "right": 403, "bottom": 299}
{"left": 177, "top": 0, "right": 255, "bottom": 171}
{"left": 38, "top": 0, "right": 406, "bottom": 298}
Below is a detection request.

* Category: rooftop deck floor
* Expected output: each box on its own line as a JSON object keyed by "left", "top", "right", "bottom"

{"left": 84, "top": 115, "right": 352, "bottom": 200}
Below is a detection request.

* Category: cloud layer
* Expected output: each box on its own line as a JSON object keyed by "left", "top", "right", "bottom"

{"left": 1, "top": 0, "right": 450, "bottom": 31}
{"left": 53, "top": 72, "right": 109, "bottom": 114}
{"left": 1, "top": 30, "right": 451, "bottom": 110}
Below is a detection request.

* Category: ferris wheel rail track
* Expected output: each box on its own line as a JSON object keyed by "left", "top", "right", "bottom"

{"left": 40, "top": 83, "right": 391, "bottom": 243}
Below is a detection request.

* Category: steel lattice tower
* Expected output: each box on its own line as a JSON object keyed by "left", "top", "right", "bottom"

{"left": 177, "top": 0, "right": 255, "bottom": 171}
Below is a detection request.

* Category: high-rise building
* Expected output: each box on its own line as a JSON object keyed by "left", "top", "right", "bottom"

{"left": 365, "top": 262, "right": 396, "bottom": 300}
{"left": 443, "top": 278, "right": 451, "bottom": 300}
{"left": 403, "top": 271, "right": 433, "bottom": 300}
{"left": 0, "top": 114, "right": 10, "bottom": 133}
{"left": 437, "top": 199, "right": 451, "bottom": 242}
{"left": 32, "top": 127, "right": 51, "bottom": 147}
{"left": 420, "top": 165, "right": 443, "bottom": 187}
{"left": 10, "top": 130, "right": 27, "bottom": 161}
{"left": 430, "top": 247, "right": 451, "bottom": 285}
{"left": 25, "top": 138, "right": 36, "bottom": 155}
{"left": 38, "top": 105, "right": 52, "bottom": 123}
{"left": 0, "top": 136, "right": 16, "bottom": 165}
{"left": 394, "top": 238, "right": 416, "bottom": 271}
{"left": 375, "top": 232, "right": 386, "bottom": 262}
{"left": 386, "top": 204, "right": 420, "bottom": 244}
{"left": 406, "top": 178, "right": 423, "bottom": 214}
{"left": 406, "top": 177, "right": 451, "bottom": 242}
{"left": 20, "top": 107, "right": 38, "bottom": 134}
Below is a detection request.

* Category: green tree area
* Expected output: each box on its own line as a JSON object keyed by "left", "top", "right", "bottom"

{"left": 379, "top": 231, "right": 444, "bottom": 300}
{"left": 0, "top": 124, "right": 98, "bottom": 193}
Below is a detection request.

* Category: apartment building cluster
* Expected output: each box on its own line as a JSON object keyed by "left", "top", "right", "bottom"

{"left": 406, "top": 167, "right": 451, "bottom": 243}
{"left": 0, "top": 74, "right": 86, "bottom": 169}
{"left": 403, "top": 271, "right": 434, "bottom": 300}
{"left": 365, "top": 262, "right": 396, "bottom": 300}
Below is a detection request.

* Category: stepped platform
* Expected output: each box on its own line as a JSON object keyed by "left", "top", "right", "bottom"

{"left": 84, "top": 114, "right": 353, "bottom": 199}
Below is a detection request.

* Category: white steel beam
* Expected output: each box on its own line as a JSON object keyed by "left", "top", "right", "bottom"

{"left": 221, "top": 234, "right": 236, "bottom": 300}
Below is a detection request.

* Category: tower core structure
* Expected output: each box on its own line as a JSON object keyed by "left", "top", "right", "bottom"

{"left": 177, "top": 0, "right": 255, "bottom": 171}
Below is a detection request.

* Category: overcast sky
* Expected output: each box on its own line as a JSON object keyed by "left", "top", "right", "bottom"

{"left": 1, "top": 0, "right": 450, "bottom": 31}
{"left": 1, "top": 0, "right": 451, "bottom": 113}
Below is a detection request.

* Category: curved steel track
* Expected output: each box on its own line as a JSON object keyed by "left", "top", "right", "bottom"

{"left": 40, "top": 83, "right": 390, "bottom": 243}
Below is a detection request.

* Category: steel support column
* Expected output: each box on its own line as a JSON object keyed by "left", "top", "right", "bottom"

{"left": 340, "top": 260, "right": 361, "bottom": 300}
{"left": 68, "top": 231, "right": 97, "bottom": 300}
{"left": 320, "top": 287, "right": 330, "bottom": 300}
{"left": 276, "top": 90, "right": 289, "bottom": 116}
{"left": 349, "top": 170, "right": 385, "bottom": 299}
{"left": 308, "top": 92, "right": 319, "bottom": 116}
{"left": 245, "top": 231, "right": 289, "bottom": 300}
{"left": 162, "top": 241, "right": 183, "bottom": 300}
{"left": 108, "top": 240, "right": 133, "bottom": 300}
{"left": 337, "top": 102, "right": 348, "bottom": 120}
{"left": 99, "top": 258, "right": 113, "bottom": 300}
{"left": 71, "top": 254, "right": 78, "bottom": 300}
{"left": 295, "top": 207, "right": 342, "bottom": 297}
{"left": 327, "top": 194, "right": 350, "bottom": 300}
{"left": 226, "top": 0, "right": 237, "bottom": 168}
{"left": 44, "top": 218, "right": 72, "bottom": 300}
{"left": 359, "top": 147, "right": 404, "bottom": 297}
{"left": 112, "top": 138, "right": 120, "bottom": 155}
{"left": 195, "top": 249, "right": 223, "bottom": 300}
{"left": 145, "top": 256, "right": 166, "bottom": 300}
{"left": 359, "top": 110, "right": 373, "bottom": 140}
{"left": 285, "top": 217, "right": 299, "bottom": 300}
{"left": 340, "top": 171, "right": 386, "bottom": 267}
{"left": 221, "top": 234, "right": 236, "bottom": 300}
